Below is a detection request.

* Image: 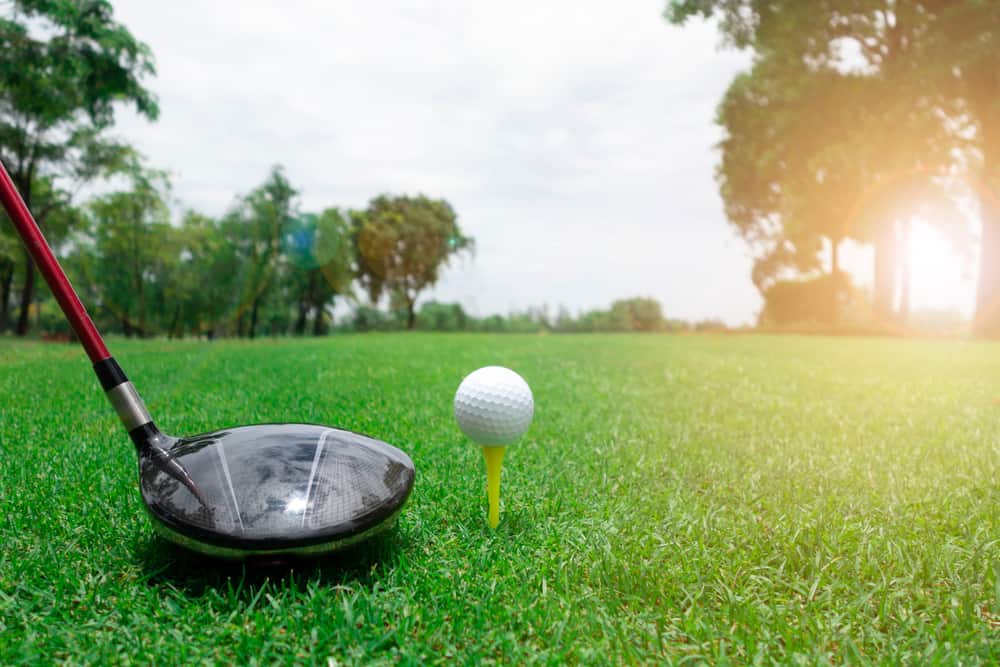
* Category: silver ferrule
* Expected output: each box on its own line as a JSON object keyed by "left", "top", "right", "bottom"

{"left": 106, "top": 382, "right": 152, "bottom": 431}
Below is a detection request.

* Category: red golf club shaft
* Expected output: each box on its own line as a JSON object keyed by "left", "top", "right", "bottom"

{"left": 0, "top": 160, "right": 110, "bottom": 363}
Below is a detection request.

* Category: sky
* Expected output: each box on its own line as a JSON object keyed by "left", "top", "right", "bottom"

{"left": 106, "top": 0, "right": 764, "bottom": 324}
{"left": 107, "top": 0, "right": 979, "bottom": 324}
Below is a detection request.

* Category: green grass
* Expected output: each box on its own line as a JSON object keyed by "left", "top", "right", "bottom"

{"left": 0, "top": 334, "right": 997, "bottom": 664}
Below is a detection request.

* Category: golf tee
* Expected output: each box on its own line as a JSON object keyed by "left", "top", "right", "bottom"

{"left": 482, "top": 445, "right": 505, "bottom": 528}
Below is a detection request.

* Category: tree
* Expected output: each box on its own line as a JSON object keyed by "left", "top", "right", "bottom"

{"left": 713, "top": 61, "right": 828, "bottom": 292}
{"left": 914, "top": 3, "right": 1000, "bottom": 335}
{"left": 351, "top": 195, "right": 472, "bottom": 330}
{"left": 222, "top": 167, "right": 297, "bottom": 338}
{"left": 80, "top": 166, "right": 171, "bottom": 336}
{"left": 759, "top": 273, "right": 857, "bottom": 328}
{"left": 348, "top": 305, "right": 398, "bottom": 332}
{"left": 1, "top": 175, "right": 86, "bottom": 330}
{"left": 0, "top": 0, "right": 158, "bottom": 335}
{"left": 285, "top": 208, "right": 354, "bottom": 336}
{"left": 417, "top": 301, "right": 469, "bottom": 331}
{"left": 718, "top": 60, "right": 956, "bottom": 320}
{"left": 609, "top": 297, "right": 666, "bottom": 332}
{"left": 668, "top": 0, "right": 996, "bottom": 332}
{"left": 0, "top": 224, "right": 16, "bottom": 331}
{"left": 166, "top": 211, "right": 239, "bottom": 338}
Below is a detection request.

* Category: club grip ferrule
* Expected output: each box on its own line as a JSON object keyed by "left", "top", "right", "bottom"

{"left": 94, "top": 357, "right": 153, "bottom": 431}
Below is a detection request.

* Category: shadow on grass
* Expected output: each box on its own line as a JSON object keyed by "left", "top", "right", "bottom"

{"left": 133, "top": 525, "right": 410, "bottom": 599}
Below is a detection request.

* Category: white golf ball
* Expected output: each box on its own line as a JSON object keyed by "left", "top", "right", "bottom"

{"left": 454, "top": 366, "right": 534, "bottom": 446}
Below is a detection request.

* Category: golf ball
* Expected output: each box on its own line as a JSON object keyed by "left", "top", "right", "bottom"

{"left": 454, "top": 366, "right": 534, "bottom": 446}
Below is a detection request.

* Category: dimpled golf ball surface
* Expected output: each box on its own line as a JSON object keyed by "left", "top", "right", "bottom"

{"left": 454, "top": 366, "right": 534, "bottom": 445}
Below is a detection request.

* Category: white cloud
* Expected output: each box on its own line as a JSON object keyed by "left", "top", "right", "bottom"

{"left": 111, "top": 0, "right": 759, "bottom": 324}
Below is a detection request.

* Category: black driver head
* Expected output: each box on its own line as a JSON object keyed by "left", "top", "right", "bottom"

{"left": 133, "top": 423, "right": 415, "bottom": 559}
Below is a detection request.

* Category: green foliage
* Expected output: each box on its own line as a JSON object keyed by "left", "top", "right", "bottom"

{"left": 39, "top": 166, "right": 367, "bottom": 340}
{"left": 220, "top": 167, "right": 298, "bottom": 339}
{"left": 608, "top": 297, "right": 665, "bottom": 332}
{"left": 77, "top": 165, "right": 172, "bottom": 336}
{"left": 0, "top": 335, "right": 997, "bottom": 662}
{"left": 344, "top": 305, "right": 391, "bottom": 332}
{"left": 284, "top": 209, "right": 354, "bottom": 336}
{"left": 0, "top": 0, "right": 157, "bottom": 335}
{"left": 670, "top": 0, "right": 969, "bottom": 326}
{"left": 758, "top": 272, "right": 864, "bottom": 328}
{"left": 333, "top": 297, "right": 687, "bottom": 335}
{"left": 169, "top": 211, "right": 240, "bottom": 338}
{"left": 0, "top": 1, "right": 157, "bottom": 133}
{"left": 351, "top": 195, "right": 472, "bottom": 329}
{"left": 416, "top": 300, "right": 469, "bottom": 332}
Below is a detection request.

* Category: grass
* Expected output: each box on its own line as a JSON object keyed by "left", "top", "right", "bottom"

{"left": 0, "top": 333, "right": 997, "bottom": 665}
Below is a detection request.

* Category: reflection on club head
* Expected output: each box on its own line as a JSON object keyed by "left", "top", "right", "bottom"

{"left": 138, "top": 423, "right": 415, "bottom": 558}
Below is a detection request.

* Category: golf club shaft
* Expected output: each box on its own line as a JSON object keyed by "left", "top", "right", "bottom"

{"left": 0, "top": 159, "right": 154, "bottom": 436}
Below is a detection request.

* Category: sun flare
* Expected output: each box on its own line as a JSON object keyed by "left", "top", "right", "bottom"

{"left": 906, "top": 220, "right": 977, "bottom": 317}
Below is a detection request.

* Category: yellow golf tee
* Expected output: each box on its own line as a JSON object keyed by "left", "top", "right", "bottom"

{"left": 482, "top": 445, "right": 506, "bottom": 528}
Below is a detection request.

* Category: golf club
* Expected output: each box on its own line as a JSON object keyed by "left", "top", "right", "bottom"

{"left": 0, "top": 160, "right": 415, "bottom": 559}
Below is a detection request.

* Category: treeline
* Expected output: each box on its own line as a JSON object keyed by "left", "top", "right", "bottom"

{"left": 13, "top": 164, "right": 470, "bottom": 338}
{"left": 352, "top": 298, "right": 727, "bottom": 334}
{"left": 0, "top": 2, "right": 472, "bottom": 340}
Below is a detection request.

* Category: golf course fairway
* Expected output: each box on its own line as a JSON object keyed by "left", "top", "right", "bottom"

{"left": 1, "top": 334, "right": 997, "bottom": 663}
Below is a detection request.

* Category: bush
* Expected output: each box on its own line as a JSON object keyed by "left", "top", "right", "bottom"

{"left": 417, "top": 301, "right": 469, "bottom": 331}
{"left": 759, "top": 273, "right": 861, "bottom": 328}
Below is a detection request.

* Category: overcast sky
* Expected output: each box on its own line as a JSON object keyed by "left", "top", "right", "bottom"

{"left": 109, "top": 1, "right": 760, "bottom": 323}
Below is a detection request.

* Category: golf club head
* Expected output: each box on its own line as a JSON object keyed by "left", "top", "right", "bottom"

{"left": 135, "top": 423, "right": 415, "bottom": 559}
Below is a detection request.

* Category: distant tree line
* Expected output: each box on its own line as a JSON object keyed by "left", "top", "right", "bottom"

{"left": 349, "top": 297, "right": 726, "bottom": 334}
{"left": 12, "top": 162, "right": 471, "bottom": 338}
{"left": 0, "top": 1, "right": 481, "bottom": 339}
{"left": 0, "top": 4, "right": 725, "bottom": 341}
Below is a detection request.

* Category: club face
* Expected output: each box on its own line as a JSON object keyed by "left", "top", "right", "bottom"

{"left": 137, "top": 424, "right": 415, "bottom": 559}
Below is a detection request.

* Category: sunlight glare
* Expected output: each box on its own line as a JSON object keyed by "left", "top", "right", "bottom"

{"left": 906, "top": 220, "right": 977, "bottom": 317}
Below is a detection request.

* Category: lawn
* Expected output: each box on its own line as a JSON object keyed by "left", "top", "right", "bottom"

{"left": 0, "top": 334, "right": 997, "bottom": 664}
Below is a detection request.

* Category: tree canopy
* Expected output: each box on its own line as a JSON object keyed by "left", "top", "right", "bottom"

{"left": 351, "top": 195, "right": 472, "bottom": 330}
{"left": 668, "top": 0, "right": 983, "bottom": 330}
{"left": 0, "top": 0, "right": 158, "bottom": 334}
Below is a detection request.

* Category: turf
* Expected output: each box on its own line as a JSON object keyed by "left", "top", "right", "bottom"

{"left": 0, "top": 334, "right": 997, "bottom": 664}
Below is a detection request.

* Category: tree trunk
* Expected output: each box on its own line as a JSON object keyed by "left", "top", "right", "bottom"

{"left": 15, "top": 249, "right": 35, "bottom": 336}
{"left": 122, "top": 316, "right": 133, "bottom": 338}
{"left": 873, "top": 220, "right": 898, "bottom": 324}
{"left": 169, "top": 305, "right": 181, "bottom": 339}
{"left": 249, "top": 297, "right": 260, "bottom": 339}
{"left": 13, "top": 171, "right": 35, "bottom": 337}
{"left": 830, "top": 237, "right": 842, "bottom": 327}
{"left": 976, "top": 206, "right": 1000, "bottom": 336}
{"left": 974, "top": 100, "right": 1000, "bottom": 337}
{"left": 294, "top": 301, "right": 308, "bottom": 335}
{"left": 0, "top": 259, "right": 13, "bottom": 332}
{"left": 897, "top": 219, "right": 911, "bottom": 326}
{"left": 406, "top": 303, "right": 416, "bottom": 330}
{"left": 312, "top": 304, "right": 325, "bottom": 336}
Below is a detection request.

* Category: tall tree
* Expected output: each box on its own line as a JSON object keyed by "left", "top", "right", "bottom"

{"left": 81, "top": 166, "right": 171, "bottom": 336}
{"left": 351, "top": 195, "right": 472, "bottom": 330}
{"left": 0, "top": 0, "right": 158, "bottom": 335}
{"left": 168, "top": 211, "right": 239, "bottom": 338}
{"left": 913, "top": 2, "right": 1000, "bottom": 335}
{"left": 668, "top": 0, "right": 962, "bottom": 326}
{"left": 222, "top": 167, "right": 297, "bottom": 339}
{"left": 285, "top": 208, "right": 354, "bottom": 336}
